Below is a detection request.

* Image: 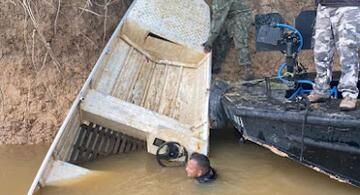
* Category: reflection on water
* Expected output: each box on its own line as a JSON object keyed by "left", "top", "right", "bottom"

{"left": 38, "top": 129, "right": 360, "bottom": 195}
{"left": 0, "top": 145, "right": 48, "bottom": 195}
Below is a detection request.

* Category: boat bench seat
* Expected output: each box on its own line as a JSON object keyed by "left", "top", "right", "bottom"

{"left": 81, "top": 89, "right": 207, "bottom": 154}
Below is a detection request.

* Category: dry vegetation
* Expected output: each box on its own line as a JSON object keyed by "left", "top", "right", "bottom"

{"left": 0, "top": 0, "right": 132, "bottom": 144}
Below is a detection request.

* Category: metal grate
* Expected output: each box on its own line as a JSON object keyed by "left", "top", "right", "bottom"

{"left": 69, "top": 123, "right": 146, "bottom": 164}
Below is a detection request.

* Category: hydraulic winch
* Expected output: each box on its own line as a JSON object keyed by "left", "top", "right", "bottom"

{"left": 255, "top": 11, "right": 338, "bottom": 101}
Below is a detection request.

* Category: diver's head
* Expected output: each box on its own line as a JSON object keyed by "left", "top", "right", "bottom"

{"left": 185, "top": 152, "right": 210, "bottom": 178}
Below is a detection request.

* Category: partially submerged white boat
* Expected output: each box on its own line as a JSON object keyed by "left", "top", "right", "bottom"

{"left": 28, "top": 0, "right": 211, "bottom": 194}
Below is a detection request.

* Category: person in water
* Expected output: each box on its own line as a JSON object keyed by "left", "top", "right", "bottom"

{"left": 185, "top": 152, "right": 217, "bottom": 183}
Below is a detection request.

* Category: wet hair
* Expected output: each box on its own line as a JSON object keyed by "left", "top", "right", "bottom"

{"left": 190, "top": 152, "right": 210, "bottom": 171}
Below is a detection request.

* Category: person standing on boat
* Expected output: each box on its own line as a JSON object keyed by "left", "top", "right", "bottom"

{"left": 185, "top": 152, "right": 217, "bottom": 183}
{"left": 308, "top": 0, "right": 360, "bottom": 111}
{"left": 203, "top": 0, "right": 254, "bottom": 80}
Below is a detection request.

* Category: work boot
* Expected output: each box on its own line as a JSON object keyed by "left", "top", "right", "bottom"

{"left": 307, "top": 93, "right": 329, "bottom": 103}
{"left": 339, "top": 97, "right": 357, "bottom": 111}
{"left": 243, "top": 64, "right": 255, "bottom": 81}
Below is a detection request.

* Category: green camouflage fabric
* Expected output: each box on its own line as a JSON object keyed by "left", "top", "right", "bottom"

{"left": 313, "top": 5, "right": 360, "bottom": 99}
{"left": 208, "top": 0, "right": 252, "bottom": 70}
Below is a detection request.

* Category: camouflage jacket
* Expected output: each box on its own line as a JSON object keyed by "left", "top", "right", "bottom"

{"left": 208, "top": 0, "right": 251, "bottom": 44}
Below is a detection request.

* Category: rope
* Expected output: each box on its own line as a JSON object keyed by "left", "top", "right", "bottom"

{"left": 297, "top": 96, "right": 311, "bottom": 162}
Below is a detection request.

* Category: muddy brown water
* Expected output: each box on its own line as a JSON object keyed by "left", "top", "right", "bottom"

{"left": 2, "top": 130, "right": 360, "bottom": 195}
{"left": 0, "top": 145, "right": 49, "bottom": 195}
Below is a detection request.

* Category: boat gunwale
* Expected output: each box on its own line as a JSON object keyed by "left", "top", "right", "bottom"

{"left": 27, "top": 1, "right": 139, "bottom": 194}
{"left": 222, "top": 96, "right": 360, "bottom": 128}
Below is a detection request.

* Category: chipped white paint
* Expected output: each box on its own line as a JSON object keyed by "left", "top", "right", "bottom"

{"left": 311, "top": 165, "right": 351, "bottom": 185}
{"left": 245, "top": 136, "right": 289, "bottom": 158}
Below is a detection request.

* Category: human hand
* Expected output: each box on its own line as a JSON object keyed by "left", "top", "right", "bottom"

{"left": 202, "top": 41, "right": 212, "bottom": 53}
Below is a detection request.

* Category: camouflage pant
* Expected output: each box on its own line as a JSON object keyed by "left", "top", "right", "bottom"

{"left": 313, "top": 5, "right": 360, "bottom": 99}
{"left": 212, "top": 12, "right": 252, "bottom": 71}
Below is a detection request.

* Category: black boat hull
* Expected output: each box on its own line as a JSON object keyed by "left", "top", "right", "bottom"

{"left": 222, "top": 84, "right": 360, "bottom": 187}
